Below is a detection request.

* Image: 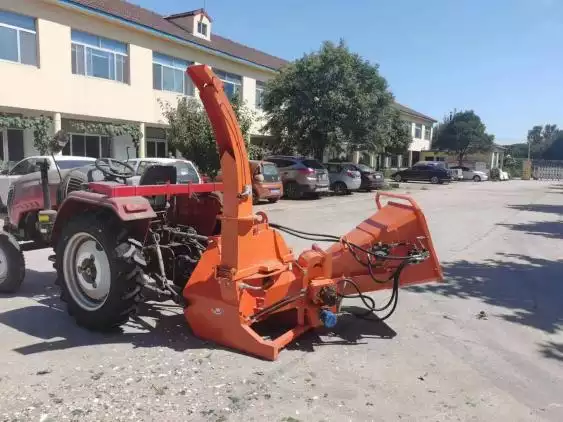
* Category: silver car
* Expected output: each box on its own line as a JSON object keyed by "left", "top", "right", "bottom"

{"left": 324, "top": 162, "right": 362, "bottom": 194}
{"left": 265, "top": 156, "right": 330, "bottom": 199}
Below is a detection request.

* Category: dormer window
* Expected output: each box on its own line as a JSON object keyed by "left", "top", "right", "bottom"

{"left": 197, "top": 21, "right": 208, "bottom": 36}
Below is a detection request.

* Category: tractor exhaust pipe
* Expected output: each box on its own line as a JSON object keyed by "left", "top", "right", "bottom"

{"left": 40, "top": 158, "right": 51, "bottom": 210}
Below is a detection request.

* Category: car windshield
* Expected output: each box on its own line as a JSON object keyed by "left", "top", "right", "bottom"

{"left": 262, "top": 163, "right": 279, "bottom": 176}
{"left": 174, "top": 161, "right": 199, "bottom": 183}
{"left": 55, "top": 160, "right": 95, "bottom": 170}
{"left": 302, "top": 159, "right": 325, "bottom": 169}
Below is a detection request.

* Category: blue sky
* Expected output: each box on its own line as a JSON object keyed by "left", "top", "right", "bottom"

{"left": 135, "top": 0, "right": 563, "bottom": 144}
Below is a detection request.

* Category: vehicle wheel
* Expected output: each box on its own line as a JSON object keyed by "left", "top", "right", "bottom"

{"left": 430, "top": 176, "right": 439, "bottom": 184}
{"left": 332, "top": 182, "right": 347, "bottom": 195}
{"left": 56, "top": 214, "right": 145, "bottom": 331}
{"left": 0, "top": 231, "right": 25, "bottom": 293}
{"left": 284, "top": 182, "right": 301, "bottom": 200}
{"left": 267, "top": 198, "right": 279, "bottom": 204}
{"left": 473, "top": 175, "right": 481, "bottom": 182}
{"left": 394, "top": 174, "right": 402, "bottom": 182}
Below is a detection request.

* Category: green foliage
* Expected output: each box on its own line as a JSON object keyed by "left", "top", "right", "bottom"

{"left": 503, "top": 154, "right": 523, "bottom": 178}
{"left": 262, "top": 39, "right": 393, "bottom": 160}
{"left": 68, "top": 120, "right": 143, "bottom": 154}
{"left": 381, "top": 109, "right": 412, "bottom": 155}
{"left": 525, "top": 124, "right": 561, "bottom": 159}
{"left": 0, "top": 114, "right": 54, "bottom": 155}
{"left": 489, "top": 167, "right": 501, "bottom": 181}
{"left": 542, "top": 130, "right": 563, "bottom": 160}
{"left": 432, "top": 110, "right": 494, "bottom": 165}
{"left": 160, "top": 96, "right": 261, "bottom": 177}
{"left": 505, "top": 143, "right": 528, "bottom": 159}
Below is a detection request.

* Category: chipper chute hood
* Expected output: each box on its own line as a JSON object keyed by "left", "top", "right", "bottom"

{"left": 183, "top": 64, "right": 443, "bottom": 360}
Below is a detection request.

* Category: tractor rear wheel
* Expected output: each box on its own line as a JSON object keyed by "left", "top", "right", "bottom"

{"left": 0, "top": 231, "right": 25, "bottom": 293}
{"left": 56, "top": 214, "right": 144, "bottom": 331}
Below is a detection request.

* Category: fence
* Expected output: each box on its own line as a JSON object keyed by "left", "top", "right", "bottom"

{"left": 531, "top": 159, "right": 563, "bottom": 180}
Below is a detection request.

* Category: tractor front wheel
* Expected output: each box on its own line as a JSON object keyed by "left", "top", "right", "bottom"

{"left": 0, "top": 231, "right": 25, "bottom": 293}
{"left": 56, "top": 214, "right": 144, "bottom": 331}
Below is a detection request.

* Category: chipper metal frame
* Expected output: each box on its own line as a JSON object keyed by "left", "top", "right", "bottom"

{"left": 0, "top": 64, "right": 443, "bottom": 361}
{"left": 181, "top": 65, "right": 443, "bottom": 360}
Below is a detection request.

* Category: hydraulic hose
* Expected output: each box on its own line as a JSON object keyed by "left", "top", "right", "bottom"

{"left": 269, "top": 222, "right": 425, "bottom": 321}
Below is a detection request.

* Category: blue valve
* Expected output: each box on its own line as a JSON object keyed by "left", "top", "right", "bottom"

{"left": 319, "top": 309, "right": 337, "bottom": 328}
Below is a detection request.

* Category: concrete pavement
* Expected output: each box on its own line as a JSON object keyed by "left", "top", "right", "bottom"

{"left": 0, "top": 180, "right": 562, "bottom": 421}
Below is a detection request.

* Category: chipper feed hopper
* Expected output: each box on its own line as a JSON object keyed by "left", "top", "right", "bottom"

{"left": 0, "top": 65, "right": 443, "bottom": 361}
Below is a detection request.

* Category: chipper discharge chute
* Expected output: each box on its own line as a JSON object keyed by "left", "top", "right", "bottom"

{"left": 182, "top": 65, "right": 443, "bottom": 360}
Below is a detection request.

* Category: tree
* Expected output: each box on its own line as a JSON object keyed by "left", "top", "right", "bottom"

{"left": 542, "top": 130, "right": 563, "bottom": 160}
{"left": 262, "top": 40, "right": 393, "bottom": 160}
{"left": 432, "top": 110, "right": 494, "bottom": 165}
{"left": 384, "top": 109, "right": 412, "bottom": 155}
{"left": 160, "top": 95, "right": 263, "bottom": 177}
{"left": 525, "top": 124, "right": 560, "bottom": 159}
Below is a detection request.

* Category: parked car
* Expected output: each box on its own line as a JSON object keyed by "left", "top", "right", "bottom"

{"left": 449, "top": 167, "right": 464, "bottom": 181}
{"left": 264, "top": 156, "right": 330, "bottom": 199}
{"left": 352, "top": 163, "right": 386, "bottom": 191}
{"left": 0, "top": 155, "right": 96, "bottom": 209}
{"left": 391, "top": 161, "right": 451, "bottom": 184}
{"left": 249, "top": 160, "right": 283, "bottom": 204}
{"left": 324, "top": 162, "right": 361, "bottom": 194}
{"left": 216, "top": 160, "right": 284, "bottom": 204}
{"left": 449, "top": 165, "right": 489, "bottom": 182}
{"left": 126, "top": 157, "right": 201, "bottom": 184}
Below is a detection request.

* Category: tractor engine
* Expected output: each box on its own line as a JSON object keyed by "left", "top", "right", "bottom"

{"left": 141, "top": 222, "right": 209, "bottom": 292}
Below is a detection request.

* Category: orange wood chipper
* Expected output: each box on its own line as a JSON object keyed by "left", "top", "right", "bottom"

{"left": 0, "top": 65, "right": 443, "bottom": 360}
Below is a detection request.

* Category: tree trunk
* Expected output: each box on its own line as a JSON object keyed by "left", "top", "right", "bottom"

{"left": 458, "top": 153, "right": 464, "bottom": 167}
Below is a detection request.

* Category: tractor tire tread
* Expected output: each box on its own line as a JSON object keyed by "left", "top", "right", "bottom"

{"left": 0, "top": 232, "right": 26, "bottom": 294}
{"left": 55, "top": 214, "right": 145, "bottom": 331}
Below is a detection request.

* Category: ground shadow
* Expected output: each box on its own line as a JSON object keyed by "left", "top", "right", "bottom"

{"left": 499, "top": 220, "right": 563, "bottom": 239}
{"left": 410, "top": 253, "right": 563, "bottom": 334}
{"left": 287, "top": 310, "right": 397, "bottom": 353}
{"left": 507, "top": 204, "right": 563, "bottom": 215}
{"left": 408, "top": 253, "right": 563, "bottom": 361}
{"left": 539, "top": 341, "right": 563, "bottom": 363}
{"left": 0, "top": 269, "right": 212, "bottom": 356}
{"left": 1, "top": 270, "right": 395, "bottom": 359}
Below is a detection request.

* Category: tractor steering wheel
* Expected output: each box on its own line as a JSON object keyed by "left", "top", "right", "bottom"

{"left": 95, "top": 158, "right": 136, "bottom": 181}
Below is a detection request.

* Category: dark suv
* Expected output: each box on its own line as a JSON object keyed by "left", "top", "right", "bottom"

{"left": 265, "top": 156, "right": 330, "bottom": 199}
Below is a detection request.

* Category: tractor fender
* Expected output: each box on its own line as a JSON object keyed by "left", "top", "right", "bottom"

{"left": 51, "top": 191, "right": 156, "bottom": 246}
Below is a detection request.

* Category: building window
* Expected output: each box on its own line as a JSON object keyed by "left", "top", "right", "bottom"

{"left": 255, "top": 81, "right": 265, "bottom": 109}
{"left": 197, "top": 21, "right": 208, "bottom": 36}
{"left": 403, "top": 121, "right": 412, "bottom": 136}
{"left": 0, "top": 128, "right": 25, "bottom": 168}
{"left": 146, "top": 138, "right": 167, "bottom": 158}
{"left": 215, "top": 69, "right": 242, "bottom": 101}
{"left": 63, "top": 134, "right": 111, "bottom": 158}
{"left": 424, "top": 125, "right": 431, "bottom": 140}
{"left": 71, "top": 30, "right": 128, "bottom": 83}
{"left": 0, "top": 10, "right": 37, "bottom": 66}
{"left": 414, "top": 123, "right": 422, "bottom": 139}
{"left": 152, "top": 52, "right": 194, "bottom": 96}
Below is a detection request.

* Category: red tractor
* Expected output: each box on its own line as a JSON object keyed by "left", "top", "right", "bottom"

{"left": 0, "top": 65, "right": 443, "bottom": 360}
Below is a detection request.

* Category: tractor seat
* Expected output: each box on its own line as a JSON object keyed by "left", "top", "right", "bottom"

{"left": 139, "top": 165, "right": 177, "bottom": 209}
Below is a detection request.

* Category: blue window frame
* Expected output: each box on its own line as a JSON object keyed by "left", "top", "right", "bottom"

{"left": 152, "top": 52, "right": 194, "bottom": 96}
{"left": 0, "top": 10, "right": 37, "bottom": 66}
{"left": 71, "top": 29, "right": 128, "bottom": 83}
{"left": 215, "top": 69, "right": 242, "bottom": 101}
